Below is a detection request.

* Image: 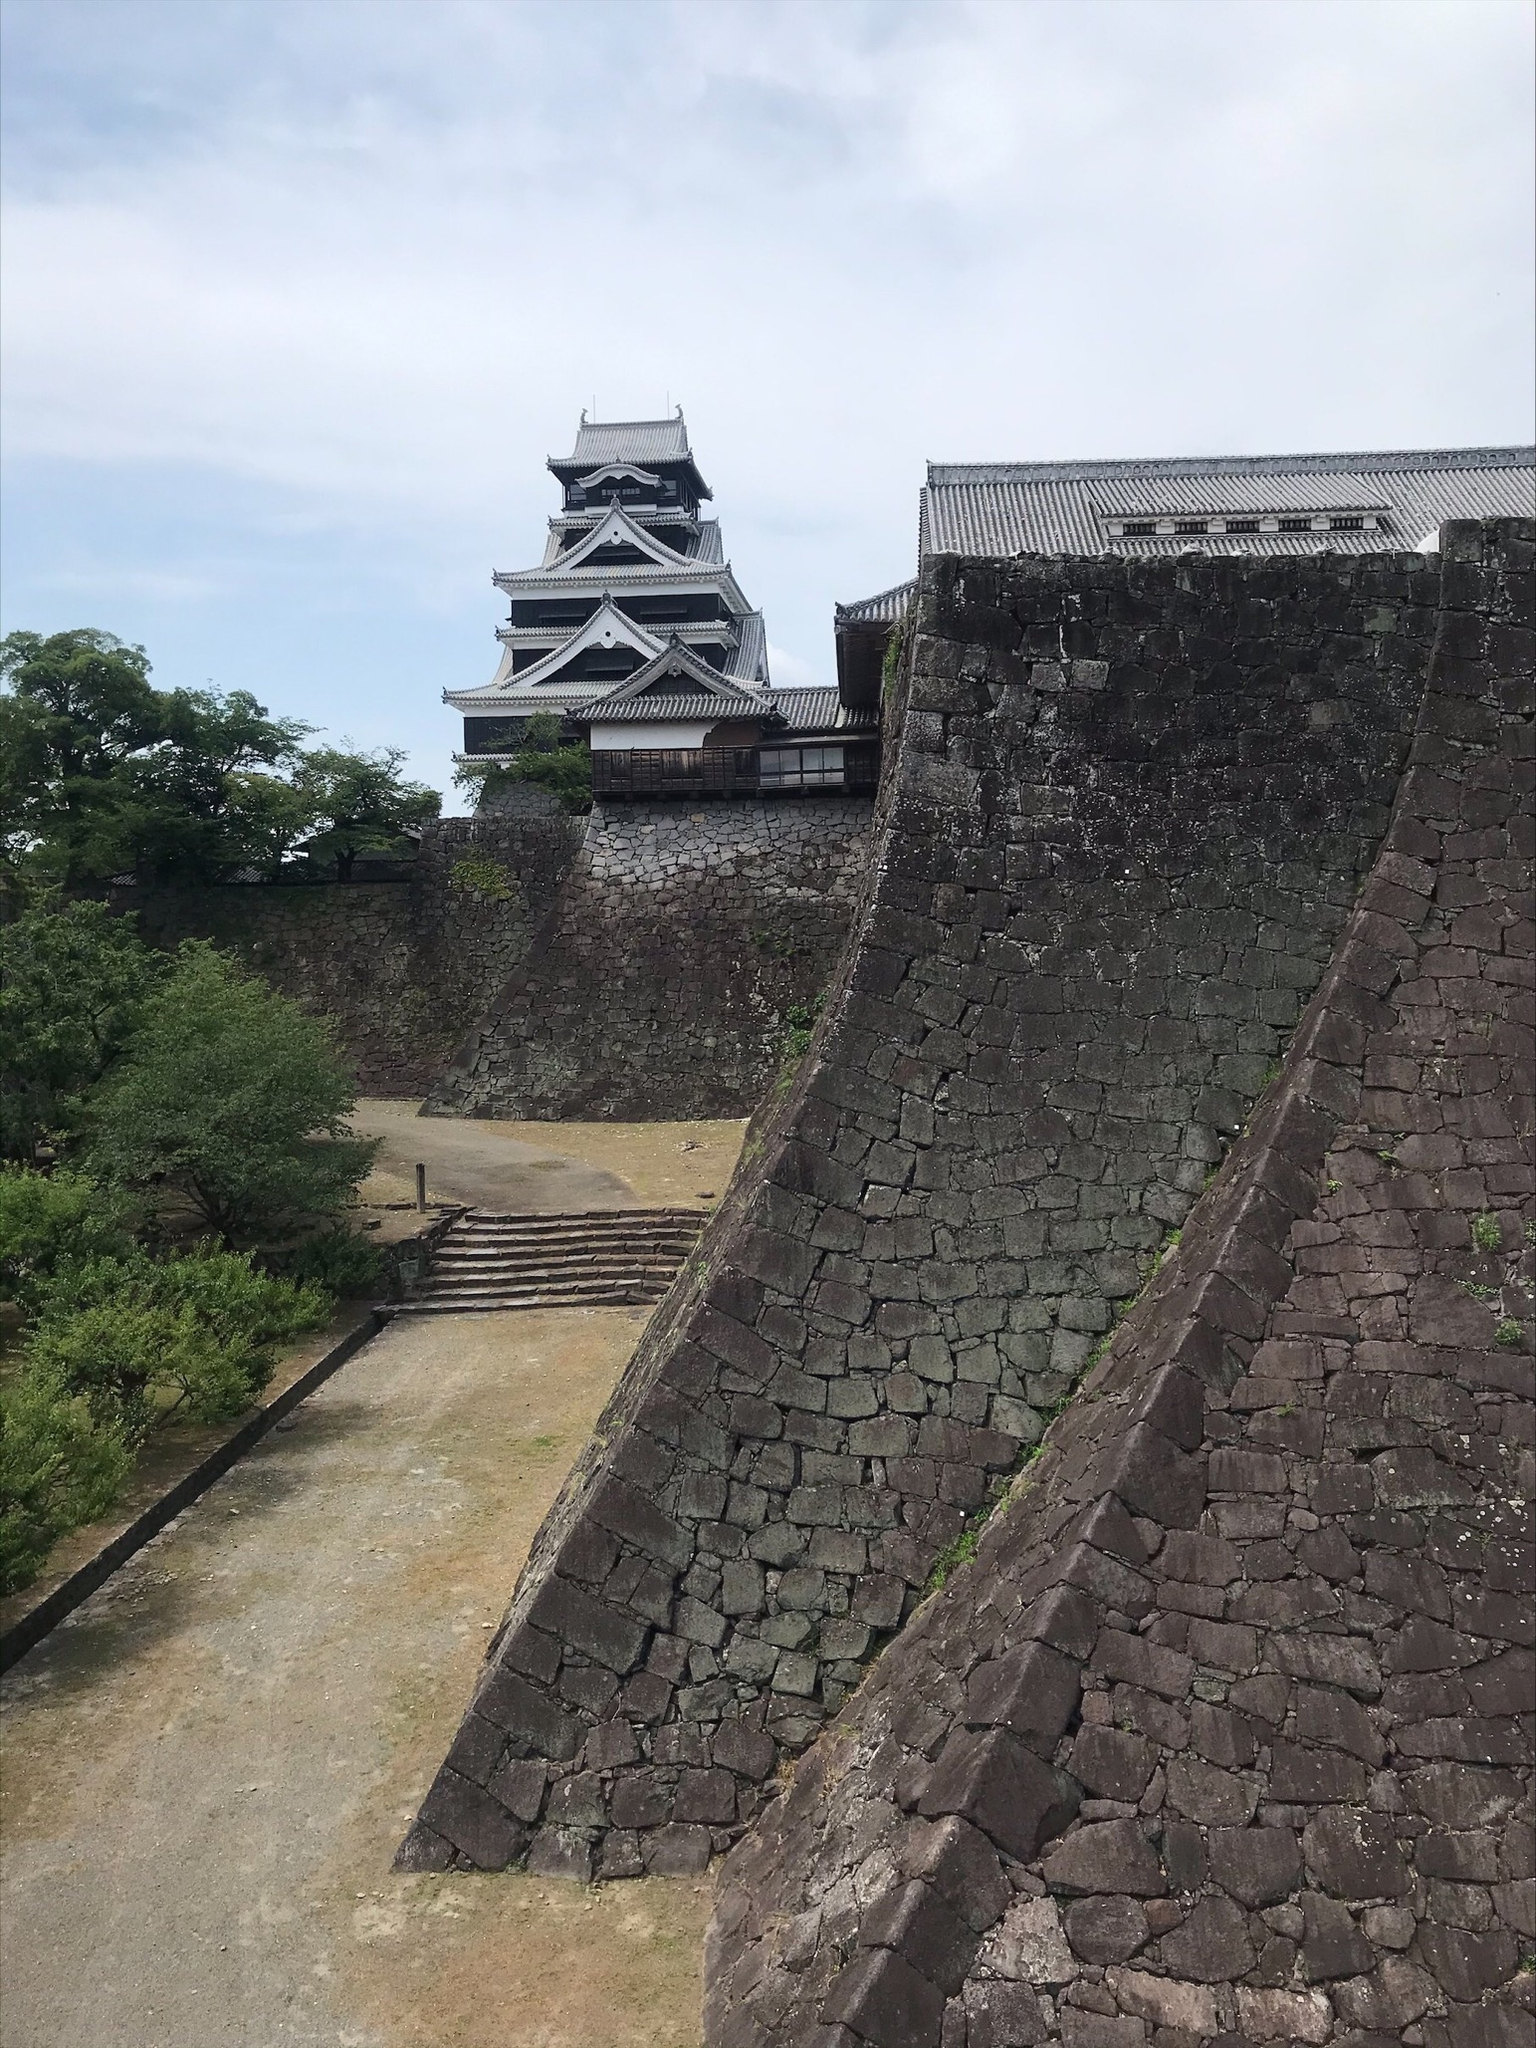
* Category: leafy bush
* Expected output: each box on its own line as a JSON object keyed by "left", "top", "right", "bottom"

{"left": 455, "top": 712, "right": 591, "bottom": 815}
{"left": 266, "top": 1225, "right": 385, "bottom": 1298}
{"left": 27, "top": 1248, "right": 330, "bottom": 1440}
{"left": 0, "top": 1373, "right": 131, "bottom": 1595}
{"left": 0, "top": 896, "right": 160, "bottom": 1159}
{"left": 0, "top": 1167, "right": 133, "bottom": 1304}
{"left": 1471, "top": 1212, "right": 1503, "bottom": 1252}
{"left": 86, "top": 943, "right": 377, "bottom": 1244}
{"left": 781, "top": 994, "right": 825, "bottom": 1062}
{"left": 448, "top": 851, "right": 514, "bottom": 900}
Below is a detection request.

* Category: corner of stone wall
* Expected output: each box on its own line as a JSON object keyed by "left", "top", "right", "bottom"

{"left": 702, "top": 517, "right": 1535, "bottom": 2048}
{"left": 396, "top": 537, "right": 1487, "bottom": 1895}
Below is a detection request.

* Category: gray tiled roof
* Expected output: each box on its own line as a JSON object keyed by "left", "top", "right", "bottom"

{"left": 835, "top": 581, "right": 916, "bottom": 625}
{"left": 580, "top": 687, "right": 876, "bottom": 732}
{"left": 582, "top": 694, "right": 760, "bottom": 724}
{"left": 729, "top": 609, "right": 768, "bottom": 684}
{"left": 920, "top": 446, "right": 1534, "bottom": 558}
{"left": 774, "top": 688, "right": 877, "bottom": 733}
{"left": 557, "top": 416, "right": 692, "bottom": 469}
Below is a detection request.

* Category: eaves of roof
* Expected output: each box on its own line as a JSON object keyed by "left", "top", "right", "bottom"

{"left": 835, "top": 580, "right": 916, "bottom": 625}
{"left": 919, "top": 458, "right": 1535, "bottom": 558}
{"left": 926, "top": 446, "right": 1535, "bottom": 486}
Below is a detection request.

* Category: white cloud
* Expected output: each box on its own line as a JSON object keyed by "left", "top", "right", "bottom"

{"left": 766, "top": 643, "right": 819, "bottom": 689}
{"left": 1, "top": 0, "right": 1531, "bottom": 801}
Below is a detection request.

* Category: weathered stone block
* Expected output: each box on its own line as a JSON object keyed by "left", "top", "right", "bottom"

{"left": 919, "top": 1729, "right": 1080, "bottom": 1864}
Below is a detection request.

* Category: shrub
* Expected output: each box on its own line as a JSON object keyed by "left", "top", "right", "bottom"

{"left": 266, "top": 1225, "right": 385, "bottom": 1298}
{"left": 0, "top": 1167, "right": 133, "bottom": 1305}
{"left": 448, "top": 852, "right": 514, "bottom": 900}
{"left": 27, "top": 1248, "right": 330, "bottom": 1440}
{"left": 455, "top": 712, "right": 592, "bottom": 815}
{"left": 0, "top": 1374, "right": 131, "bottom": 1595}
{"left": 782, "top": 994, "right": 825, "bottom": 1062}
{"left": 0, "top": 896, "right": 159, "bottom": 1159}
{"left": 86, "top": 943, "right": 377, "bottom": 1244}
{"left": 1470, "top": 1212, "right": 1503, "bottom": 1252}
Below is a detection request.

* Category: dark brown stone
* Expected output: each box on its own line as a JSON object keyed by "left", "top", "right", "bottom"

{"left": 965, "top": 1642, "right": 1082, "bottom": 1754}
{"left": 1300, "top": 1891, "right": 1374, "bottom": 1980}
{"left": 860, "top": 1880, "right": 980, "bottom": 1996}
{"left": 1068, "top": 1726, "right": 1157, "bottom": 1802}
{"left": 1302, "top": 1809, "right": 1413, "bottom": 1899}
{"left": 1040, "top": 1819, "right": 1166, "bottom": 1897}
{"left": 1157, "top": 1896, "right": 1255, "bottom": 1980}
{"left": 417, "top": 1768, "right": 527, "bottom": 1869}
{"left": 1063, "top": 1895, "right": 1150, "bottom": 1964}
{"left": 821, "top": 1948, "right": 946, "bottom": 2046}
{"left": 919, "top": 1729, "right": 1080, "bottom": 1864}
{"left": 1207, "top": 1825, "right": 1303, "bottom": 1907}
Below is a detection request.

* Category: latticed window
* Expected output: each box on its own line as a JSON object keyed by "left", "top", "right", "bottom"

{"left": 760, "top": 745, "right": 846, "bottom": 789}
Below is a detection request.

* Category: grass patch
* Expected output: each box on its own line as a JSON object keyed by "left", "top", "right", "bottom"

{"left": 1470, "top": 1212, "right": 1503, "bottom": 1253}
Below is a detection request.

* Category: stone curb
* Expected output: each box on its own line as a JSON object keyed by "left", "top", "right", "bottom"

{"left": 0, "top": 1309, "right": 384, "bottom": 1675}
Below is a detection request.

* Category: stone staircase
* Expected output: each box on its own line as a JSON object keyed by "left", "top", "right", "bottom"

{"left": 394, "top": 1207, "right": 705, "bottom": 1315}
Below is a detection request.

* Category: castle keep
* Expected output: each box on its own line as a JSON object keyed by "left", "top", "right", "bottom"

{"left": 449, "top": 411, "right": 876, "bottom": 800}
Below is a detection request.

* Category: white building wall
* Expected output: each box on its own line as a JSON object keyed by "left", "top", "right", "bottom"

{"left": 587, "top": 721, "right": 715, "bottom": 752}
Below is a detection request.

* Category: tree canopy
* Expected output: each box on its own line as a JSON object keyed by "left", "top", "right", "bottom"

{"left": 1, "top": 627, "right": 441, "bottom": 885}
{"left": 85, "top": 943, "right": 378, "bottom": 1244}
{"left": 0, "top": 896, "right": 162, "bottom": 1161}
{"left": 295, "top": 746, "right": 441, "bottom": 879}
{"left": 452, "top": 711, "right": 592, "bottom": 815}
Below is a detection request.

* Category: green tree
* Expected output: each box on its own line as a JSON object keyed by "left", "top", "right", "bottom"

{"left": 452, "top": 712, "right": 592, "bottom": 815}
{"left": 296, "top": 746, "right": 440, "bottom": 879}
{"left": 85, "top": 944, "right": 377, "bottom": 1243}
{"left": 0, "top": 629, "right": 162, "bottom": 883}
{"left": 128, "top": 687, "right": 312, "bottom": 878}
{"left": 0, "top": 1167, "right": 134, "bottom": 1303}
{"left": 0, "top": 896, "right": 161, "bottom": 1160}
{"left": 1, "top": 629, "right": 314, "bottom": 883}
{"left": 0, "top": 1373, "right": 131, "bottom": 1595}
{"left": 26, "top": 1247, "right": 330, "bottom": 1441}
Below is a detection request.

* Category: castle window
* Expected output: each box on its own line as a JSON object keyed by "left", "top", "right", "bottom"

{"left": 1330, "top": 516, "right": 1363, "bottom": 531}
{"left": 1228, "top": 519, "right": 1259, "bottom": 533}
{"left": 1123, "top": 521, "right": 1154, "bottom": 536}
{"left": 760, "top": 744, "right": 845, "bottom": 789}
{"left": 1175, "top": 520, "right": 1207, "bottom": 535}
{"left": 1280, "top": 518, "right": 1310, "bottom": 532}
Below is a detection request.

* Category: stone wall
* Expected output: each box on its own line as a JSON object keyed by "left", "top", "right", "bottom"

{"left": 423, "top": 796, "right": 875, "bottom": 1121}
{"left": 115, "top": 805, "right": 583, "bottom": 1096}
{"left": 705, "top": 519, "right": 1534, "bottom": 2048}
{"left": 394, "top": 535, "right": 1492, "bottom": 1889}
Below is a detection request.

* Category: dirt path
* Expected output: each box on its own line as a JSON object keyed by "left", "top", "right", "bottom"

{"left": 351, "top": 1103, "right": 745, "bottom": 1217}
{"left": 0, "top": 1309, "right": 708, "bottom": 2048}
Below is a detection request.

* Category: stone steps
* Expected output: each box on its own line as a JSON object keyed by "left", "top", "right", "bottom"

{"left": 394, "top": 1206, "right": 705, "bottom": 1316}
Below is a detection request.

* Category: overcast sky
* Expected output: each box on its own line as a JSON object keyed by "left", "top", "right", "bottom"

{"left": 3, "top": 0, "right": 1532, "bottom": 806}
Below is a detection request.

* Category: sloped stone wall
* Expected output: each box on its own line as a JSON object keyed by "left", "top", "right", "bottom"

{"left": 395, "top": 537, "right": 1465, "bottom": 1886}
{"left": 705, "top": 519, "right": 1535, "bottom": 2047}
{"left": 114, "top": 809, "right": 583, "bottom": 1095}
{"left": 422, "top": 796, "right": 875, "bottom": 1122}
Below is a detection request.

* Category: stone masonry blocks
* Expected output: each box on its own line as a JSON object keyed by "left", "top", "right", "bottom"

{"left": 401, "top": 538, "right": 1503, "bottom": 1899}
{"left": 425, "top": 795, "right": 876, "bottom": 1120}
{"left": 704, "top": 520, "right": 1535, "bottom": 2047}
